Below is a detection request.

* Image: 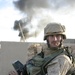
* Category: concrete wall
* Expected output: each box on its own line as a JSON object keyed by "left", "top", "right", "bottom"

{"left": 0, "top": 40, "right": 75, "bottom": 75}
{"left": 0, "top": 41, "right": 32, "bottom": 75}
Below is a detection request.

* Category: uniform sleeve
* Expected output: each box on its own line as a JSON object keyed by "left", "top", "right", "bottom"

{"left": 46, "top": 54, "right": 72, "bottom": 75}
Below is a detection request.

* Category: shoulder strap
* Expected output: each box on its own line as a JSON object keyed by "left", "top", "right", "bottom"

{"left": 37, "top": 48, "right": 44, "bottom": 58}
{"left": 64, "top": 47, "right": 75, "bottom": 75}
{"left": 64, "top": 46, "right": 74, "bottom": 63}
{"left": 41, "top": 49, "right": 63, "bottom": 75}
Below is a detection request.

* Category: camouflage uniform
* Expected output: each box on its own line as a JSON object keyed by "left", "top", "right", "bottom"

{"left": 43, "top": 23, "right": 73, "bottom": 75}
{"left": 26, "top": 23, "right": 74, "bottom": 75}
{"left": 42, "top": 44, "right": 73, "bottom": 75}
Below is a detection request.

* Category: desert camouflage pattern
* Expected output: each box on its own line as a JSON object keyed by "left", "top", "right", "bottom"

{"left": 44, "top": 23, "right": 66, "bottom": 40}
{"left": 27, "top": 43, "right": 74, "bottom": 75}
{"left": 27, "top": 43, "right": 42, "bottom": 60}
{"left": 47, "top": 54, "right": 72, "bottom": 75}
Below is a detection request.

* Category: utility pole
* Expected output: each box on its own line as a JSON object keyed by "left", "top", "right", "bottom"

{"left": 19, "top": 23, "right": 26, "bottom": 42}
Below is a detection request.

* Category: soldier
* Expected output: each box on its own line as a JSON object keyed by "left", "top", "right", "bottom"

{"left": 9, "top": 22, "right": 74, "bottom": 75}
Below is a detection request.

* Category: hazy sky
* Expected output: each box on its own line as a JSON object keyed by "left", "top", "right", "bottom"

{"left": 0, "top": 0, "right": 75, "bottom": 42}
{"left": 0, "top": 0, "right": 23, "bottom": 42}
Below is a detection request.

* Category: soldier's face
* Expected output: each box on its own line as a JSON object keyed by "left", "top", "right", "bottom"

{"left": 47, "top": 34, "right": 63, "bottom": 48}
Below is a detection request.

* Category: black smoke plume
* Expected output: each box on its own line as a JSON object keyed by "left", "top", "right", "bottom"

{"left": 13, "top": 0, "right": 75, "bottom": 40}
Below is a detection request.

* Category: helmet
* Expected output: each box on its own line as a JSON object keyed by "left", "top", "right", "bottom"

{"left": 44, "top": 22, "right": 66, "bottom": 40}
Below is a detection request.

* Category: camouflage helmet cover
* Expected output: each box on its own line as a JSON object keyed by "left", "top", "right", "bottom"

{"left": 44, "top": 22, "right": 66, "bottom": 40}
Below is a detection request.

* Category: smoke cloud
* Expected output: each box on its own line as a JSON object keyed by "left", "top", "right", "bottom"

{"left": 13, "top": 0, "right": 75, "bottom": 39}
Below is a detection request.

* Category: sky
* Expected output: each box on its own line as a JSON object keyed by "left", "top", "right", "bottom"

{"left": 0, "top": 0, "right": 23, "bottom": 42}
{"left": 0, "top": 0, "right": 75, "bottom": 42}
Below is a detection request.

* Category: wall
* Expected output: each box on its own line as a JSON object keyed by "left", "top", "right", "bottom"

{"left": 0, "top": 40, "right": 75, "bottom": 75}
{"left": 0, "top": 41, "right": 31, "bottom": 75}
